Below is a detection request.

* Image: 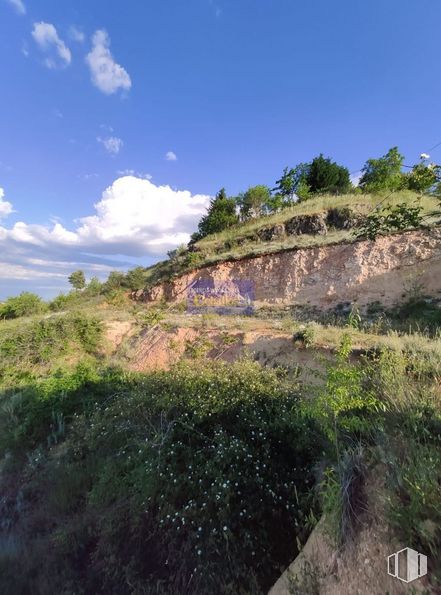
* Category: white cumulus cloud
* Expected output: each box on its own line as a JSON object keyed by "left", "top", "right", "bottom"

{"left": 165, "top": 151, "right": 177, "bottom": 161}
{"left": 32, "top": 22, "right": 72, "bottom": 69}
{"left": 4, "top": 0, "right": 26, "bottom": 15}
{"left": 0, "top": 187, "right": 13, "bottom": 220}
{"left": 0, "top": 177, "right": 210, "bottom": 293}
{"left": 86, "top": 30, "right": 131, "bottom": 95}
{"left": 97, "top": 136, "right": 123, "bottom": 155}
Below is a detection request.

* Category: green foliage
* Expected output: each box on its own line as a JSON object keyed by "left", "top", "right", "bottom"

{"left": 49, "top": 291, "right": 81, "bottom": 311}
{"left": 355, "top": 200, "right": 424, "bottom": 240}
{"left": 359, "top": 146, "right": 405, "bottom": 192}
{"left": 293, "top": 324, "right": 315, "bottom": 347}
{"left": 103, "top": 270, "right": 126, "bottom": 293}
{"left": 68, "top": 270, "right": 86, "bottom": 290}
{"left": 0, "top": 292, "right": 47, "bottom": 319}
{"left": 196, "top": 188, "right": 239, "bottom": 239}
{"left": 310, "top": 335, "right": 385, "bottom": 447}
{"left": 137, "top": 307, "right": 165, "bottom": 328}
{"left": 386, "top": 441, "right": 441, "bottom": 565}
{"left": 85, "top": 276, "right": 102, "bottom": 296}
{"left": 306, "top": 154, "right": 351, "bottom": 195}
{"left": 237, "top": 185, "right": 272, "bottom": 220}
{"left": 0, "top": 312, "right": 103, "bottom": 376}
{"left": 0, "top": 361, "right": 326, "bottom": 594}
{"left": 273, "top": 156, "right": 350, "bottom": 204}
{"left": 320, "top": 447, "right": 366, "bottom": 546}
{"left": 125, "top": 267, "right": 147, "bottom": 291}
{"left": 273, "top": 164, "right": 310, "bottom": 204}
{"left": 104, "top": 288, "right": 127, "bottom": 307}
{"left": 347, "top": 307, "right": 362, "bottom": 330}
{"left": 406, "top": 161, "right": 441, "bottom": 194}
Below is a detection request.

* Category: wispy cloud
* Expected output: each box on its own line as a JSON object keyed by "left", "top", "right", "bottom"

{"left": 165, "top": 151, "right": 177, "bottom": 161}
{"left": 97, "top": 136, "right": 123, "bottom": 155}
{"left": 4, "top": 0, "right": 26, "bottom": 16}
{"left": 32, "top": 22, "right": 72, "bottom": 69}
{"left": 117, "top": 169, "right": 152, "bottom": 180}
{"left": 86, "top": 30, "right": 131, "bottom": 95}
{"left": 69, "top": 26, "right": 85, "bottom": 43}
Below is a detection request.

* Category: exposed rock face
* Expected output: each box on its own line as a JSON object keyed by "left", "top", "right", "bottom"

{"left": 141, "top": 228, "right": 441, "bottom": 311}
{"left": 257, "top": 224, "right": 286, "bottom": 242}
{"left": 285, "top": 214, "right": 328, "bottom": 236}
{"left": 326, "top": 207, "right": 359, "bottom": 230}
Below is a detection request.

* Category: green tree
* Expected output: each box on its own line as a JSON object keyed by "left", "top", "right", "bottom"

{"left": 68, "top": 270, "right": 86, "bottom": 291}
{"left": 237, "top": 185, "right": 272, "bottom": 220}
{"left": 306, "top": 154, "right": 351, "bottom": 195}
{"left": 85, "top": 276, "right": 102, "bottom": 296}
{"left": 0, "top": 292, "right": 46, "bottom": 319}
{"left": 359, "top": 147, "right": 405, "bottom": 193}
{"left": 103, "top": 271, "right": 126, "bottom": 292}
{"left": 406, "top": 161, "right": 441, "bottom": 194}
{"left": 273, "top": 164, "right": 310, "bottom": 205}
{"left": 196, "top": 188, "right": 238, "bottom": 239}
{"left": 125, "top": 267, "right": 146, "bottom": 291}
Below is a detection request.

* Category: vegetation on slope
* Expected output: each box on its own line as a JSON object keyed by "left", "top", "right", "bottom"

{"left": 1, "top": 306, "right": 440, "bottom": 593}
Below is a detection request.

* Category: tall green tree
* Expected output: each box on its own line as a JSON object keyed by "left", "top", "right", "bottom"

{"left": 359, "top": 147, "right": 405, "bottom": 192}
{"left": 195, "top": 188, "right": 238, "bottom": 239}
{"left": 273, "top": 164, "right": 310, "bottom": 204}
{"left": 306, "top": 154, "right": 351, "bottom": 194}
{"left": 126, "top": 267, "right": 146, "bottom": 291}
{"left": 237, "top": 185, "right": 272, "bottom": 220}
{"left": 103, "top": 271, "right": 126, "bottom": 292}
{"left": 68, "top": 270, "right": 86, "bottom": 290}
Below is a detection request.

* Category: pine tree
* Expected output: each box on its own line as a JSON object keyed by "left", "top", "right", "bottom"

{"left": 196, "top": 188, "right": 238, "bottom": 238}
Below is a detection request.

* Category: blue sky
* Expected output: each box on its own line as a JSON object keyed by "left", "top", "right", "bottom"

{"left": 1, "top": 0, "right": 440, "bottom": 299}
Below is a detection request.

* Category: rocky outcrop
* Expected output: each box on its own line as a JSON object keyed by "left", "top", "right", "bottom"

{"left": 141, "top": 228, "right": 441, "bottom": 311}
{"left": 257, "top": 224, "right": 286, "bottom": 242}
{"left": 285, "top": 213, "right": 328, "bottom": 236}
{"left": 326, "top": 207, "right": 360, "bottom": 230}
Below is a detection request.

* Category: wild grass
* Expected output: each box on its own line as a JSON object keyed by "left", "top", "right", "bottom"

{"left": 141, "top": 190, "right": 439, "bottom": 288}
{"left": 196, "top": 190, "right": 435, "bottom": 249}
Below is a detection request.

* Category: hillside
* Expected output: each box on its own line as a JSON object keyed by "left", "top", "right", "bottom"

{"left": 141, "top": 190, "right": 439, "bottom": 289}
{"left": 0, "top": 192, "right": 441, "bottom": 594}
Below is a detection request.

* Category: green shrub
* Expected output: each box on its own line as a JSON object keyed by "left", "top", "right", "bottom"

{"left": 49, "top": 291, "right": 81, "bottom": 311}
{"left": 137, "top": 307, "right": 165, "bottom": 328}
{"left": 355, "top": 201, "right": 424, "bottom": 240}
{"left": 0, "top": 312, "right": 103, "bottom": 375}
{"left": 0, "top": 292, "right": 47, "bottom": 319}
{"left": 293, "top": 325, "right": 315, "bottom": 347}
{"left": 0, "top": 361, "right": 327, "bottom": 594}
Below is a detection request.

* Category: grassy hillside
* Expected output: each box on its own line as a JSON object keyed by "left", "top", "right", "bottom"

{"left": 142, "top": 190, "right": 439, "bottom": 288}
{"left": 0, "top": 187, "right": 441, "bottom": 593}
{"left": 0, "top": 291, "right": 440, "bottom": 593}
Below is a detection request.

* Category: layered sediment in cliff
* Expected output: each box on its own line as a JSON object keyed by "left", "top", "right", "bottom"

{"left": 140, "top": 228, "right": 441, "bottom": 310}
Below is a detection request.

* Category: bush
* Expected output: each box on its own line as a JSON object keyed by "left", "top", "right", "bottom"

{"left": 49, "top": 291, "right": 81, "bottom": 311}
{"left": 359, "top": 147, "right": 405, "bottom": 193}
{"left": 0, "top": 292, "right": 47, "bottom": 319}
{"left": 0, "top": 361, "right": 327, "bottom": 594}
{"left": 0, "top": 312, "right": 103, "bottom": 374}
{"left": 355, "top": 201, "right": 424, "bottom": 240}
